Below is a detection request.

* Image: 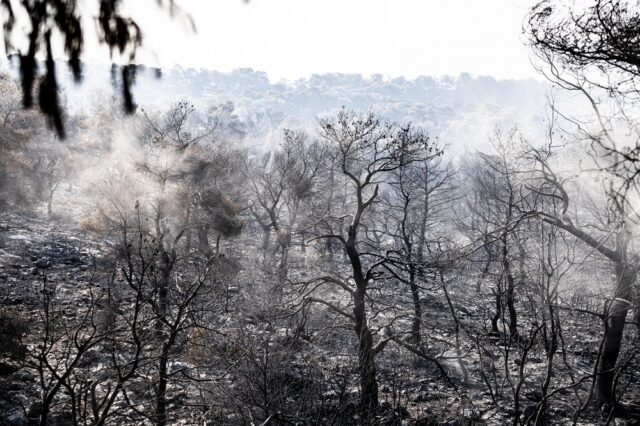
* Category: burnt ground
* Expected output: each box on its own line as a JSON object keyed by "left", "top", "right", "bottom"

{"left": 0, "top": 212, "right": 639, "bottom": 425}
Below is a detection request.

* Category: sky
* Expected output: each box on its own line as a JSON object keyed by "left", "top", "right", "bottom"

{"left": 2, "top": 0, "right": 541, "bottom": 82}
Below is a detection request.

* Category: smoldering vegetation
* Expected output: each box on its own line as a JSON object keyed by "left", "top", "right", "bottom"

{"left": 1, "top": 60, "right": 640, "bottom": 426}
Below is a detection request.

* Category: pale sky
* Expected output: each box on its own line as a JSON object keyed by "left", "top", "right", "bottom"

{"left": 4, "top": 0, "right": 540, "bottom": 81}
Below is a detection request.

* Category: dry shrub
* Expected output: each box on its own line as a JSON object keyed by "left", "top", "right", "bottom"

{"left": 79, "top": 210, "right": 106, "bottom": 235}
{"left": 184, "top": 326, "right": 209, "bottom": 364}
{"left": 0, "top": 308, "right": 28, "bottom": 364}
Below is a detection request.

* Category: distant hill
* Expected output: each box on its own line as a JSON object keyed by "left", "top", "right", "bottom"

{"left": 2, "top": 60, "right": 555, "bottom": 153}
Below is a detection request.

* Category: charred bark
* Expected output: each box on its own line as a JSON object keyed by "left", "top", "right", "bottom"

{"left": 345, "top": 229, "right": 379, "bottom": 417}
{"left": 596, "top": 261, "right": 636, "bottom": 405}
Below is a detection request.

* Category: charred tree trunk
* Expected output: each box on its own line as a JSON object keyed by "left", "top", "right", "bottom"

{"left": 184, "top": 202, "right": 192, "bottom": 252}
{"left": 399, "top": 188, "right": 421, "bottom": 346}
{"left": 537, "top": 272, "right": 560, "bottom": 424}
{"left": 491, "top": 283, "right": 502, "bottom": 336}
{"left": 501, "top": 237, "right": 518, "bottom": 339}
{"left": 197, "top": 224, "right": 212, "bottom": 257}
{"left": 155, "top": 316, "right": 182, "bottom": 426}
{"left": 261, "top": 225, "right": 271, "bottom": 253}
{"left": 506, "top": 275, "right": 518, "bottom": 339}
{"left": 353, "top": 285, "right": 378, "bottom": 420}
{"left": 476, "top": 248, "right": 492, "bottom": 293}
{"left": 596, "top": 261, "right": 636, "bottom": 405}
{"left": 155, "top": 317, "right": 181, "bottom": 426}
{"left": 156, "top": 344, "right": 169, "bottom": 426}
{"left": 278, "top": 244, "right": 290, "bottom": 284}
{"left": 103, "top": 270, "right": 116, "bottom": 334}
{"left": 409, "top": 263, "right": 422, "bottom": 346}
{"left": 345, "top": 230, "right": 379, "bottom": 419}
{"left": 155, "top": 248, "right": 175, "bottom": 426}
